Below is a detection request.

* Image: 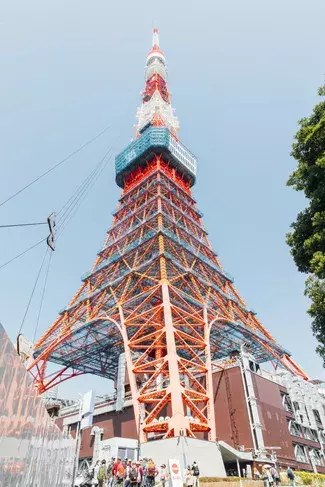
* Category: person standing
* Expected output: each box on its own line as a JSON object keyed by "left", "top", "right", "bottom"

{"left": 113, "top": 458, "right": 126, "bottom": 487}
{"left": 262, "top": 466, "right": 269, "bottom": 487}
{"left": 270, "top": 466, "right": 280, "bottom": 486}
{"left": 191, "top": 462, "right": 200, "bottom": 487}
{"left": 129, "top": 462, "right": 139, "bottom": 487}
{"left": 92, "top": 460, "right": 100, "bottom": 486}
{"left": 125, "top": 460, "right": 132, "bottom": 487}
{"left": 287, "top": 467, "right": 295, "bottom": 487}
{"left": 185, "top": 465, "right": 194, "bottom": 487}
{"left": 141, "top": 458, "right": 147, "bottom": 487}
{"left": 135, "top": 461, "right": 143, "bottom": 487}
{"left": 97, "top": 460, "right": 108, "bottom": 487}
{"left": 107, "top": 458, "right": 115, "bottom": 487}
{"left": 158, "top": 464, "right": 168, "bottom": 487}
{"left": 145, "top": 458, "right": 157, "bottom": 487}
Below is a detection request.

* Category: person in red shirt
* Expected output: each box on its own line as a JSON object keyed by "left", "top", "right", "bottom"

{"left": 113, "top": 458, "right": 125, "bottom": 485}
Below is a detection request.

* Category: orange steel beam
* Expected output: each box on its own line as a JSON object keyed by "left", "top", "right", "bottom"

{"left": 28, "top": 157, "right": 308, "bottom": 442}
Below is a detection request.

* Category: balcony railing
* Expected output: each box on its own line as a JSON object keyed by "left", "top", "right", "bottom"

{"left": 115, "top": 127, "right": 197, "bottom": 187}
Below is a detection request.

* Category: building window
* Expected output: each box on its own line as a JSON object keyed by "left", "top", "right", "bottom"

{"left": 289, "top": 421, "right": 303, "bottom": 437}
{"left": 293, "top": 401, "right": 300, "bottom": 411}
{"left": 313, "top": 410, "right": 322, "bottom": 425}
{"left": 282, "top": 393, "right": 294, "bottom": 413}
{"left": 309, "top": 449, "right": 324, "bottom": 467}
{"left": 304, "top": 428, "right": 313, "bottom": 440}
{"left": 310, "top": 429, "right": 319, "bottom": 442}
{"left": 117, "top": 447, "right": 136, "bottom": 461}
{"left": 294, "top": 444, "right": 308, "bottom": 463}
{"left": 319, "top": 431, "right": 325, "bottom": 444}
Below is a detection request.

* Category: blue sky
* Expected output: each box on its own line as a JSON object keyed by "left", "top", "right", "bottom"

{"left": 0, "top": 0, "right": 324, "bottom": 398}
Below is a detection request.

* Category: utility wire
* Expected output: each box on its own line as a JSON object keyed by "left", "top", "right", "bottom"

{"left": 30, "top": 148, "right": 113, "bottom": 341}
{"left": 55, "top": 133, "right": 120, "bottom": 229}
{"left": 0, "top": 222, "right": 47, "bottom": 228}
{"left": 57, "top": 150, "right": 112, "bottom": 229}
{"left": 56, "top": 145, "right": 112, "bottom": 225}
{"left": 0, "top": 140, "right": 116, "bottom": 272}
{"left": 18, "top": 248, "right": 49, "bottom": 336}
{"left": 33, "top": 251, "right": 53, "bottom": 342}
{"left": 0, "top": 238, "right": 45, "bottom": 271}
{"left": 0, "top": 124, "right": 111, "bottom": 209}
{"left": 56, "top": 151, "right": 113, "bottom": 239}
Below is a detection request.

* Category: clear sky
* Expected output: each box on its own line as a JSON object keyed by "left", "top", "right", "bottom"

{"left": 0, "top": 0, "right": 324, "bottom": 399}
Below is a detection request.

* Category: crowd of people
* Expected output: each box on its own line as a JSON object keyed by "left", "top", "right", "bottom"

{"left": 257, "top": 465, "right": 296, "bottom": 487}
{"left": 78, "top": 456, "right": 297, "bottom": 487}
{"left": 79, "top": 457, "right": 200, "bottom": 487}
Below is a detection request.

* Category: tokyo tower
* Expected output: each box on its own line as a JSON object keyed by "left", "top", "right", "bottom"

{"left": 28, "top": 28, "right": 308, "bottom": 442}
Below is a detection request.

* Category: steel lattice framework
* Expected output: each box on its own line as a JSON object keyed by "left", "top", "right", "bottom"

{"left": 28, "top": 29, "right": 308, "bottom": 441}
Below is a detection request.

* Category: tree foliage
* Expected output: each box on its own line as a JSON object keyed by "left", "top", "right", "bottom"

{"left": 287, "top": 84, "right": 325, "bottom": 365}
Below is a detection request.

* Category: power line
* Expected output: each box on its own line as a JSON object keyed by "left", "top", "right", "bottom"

{"left": 33, "top": 251, "right": 53, "bottom": 342}
{"left": 56, "top": 150, "right": 114, "bottom": 239}
{"left": 0, "top": 141, "right": 115, "bottom": 272}
{"left": 18, "top": 249, "right": 49, "bottom": 336}
{"left": 0, "top": 124, "right": 112, "bottom": 209}
{"left": 0, "top": 238, "right": 45, "bottom": 271}
{"left": 57, "top": 146, "right": 112, "bottom": 223}
{"left": 0, "top": 222, "right": 47, "bottom": 228}
{"left": 56, "top": 147, "right": 113, "bottom": 234}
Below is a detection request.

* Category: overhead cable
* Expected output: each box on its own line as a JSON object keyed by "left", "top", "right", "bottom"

{"left": 0, "top": 124, "right": 112, "bottom": 208}
{"left": 57, "top": 154, "right": 112, "bottom": 238}
{"left": 56, "top": 145, "right": 112, "bottom": 226}
{"left": 33, "top": 251, "right": 53, "bottom": 342}
{"left": 18, "top": 248, "right": 49, "bottom": 335}
{"left": 0, "top": 238, "right": 46, "bottom": 271}
{"left": 0, "top": 222, "right": 47, "bottom": 228}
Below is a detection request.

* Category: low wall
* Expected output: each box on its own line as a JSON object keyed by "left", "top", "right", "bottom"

{"left": 141, "top": 437, "right": 226, "bottom": 477}
{"left": 201, "top": 482, "right": 263, "bottom": 487}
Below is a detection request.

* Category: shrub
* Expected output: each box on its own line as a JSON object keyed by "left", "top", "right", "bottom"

{"left": 295, "top": 471, "right": 325, "bottom": 487}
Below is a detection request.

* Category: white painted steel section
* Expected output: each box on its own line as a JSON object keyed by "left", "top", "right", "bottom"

{"left": 169, "top": 136, "right": 197, "bottom": 175}
{"left": 116, "top": 352, "right": 126, "bottom": 411}
{"left": 137, "top": 91, "right": 179, "bottom": 134}
{"left": 240, "top": 350, "right": 266, "bottom": 456}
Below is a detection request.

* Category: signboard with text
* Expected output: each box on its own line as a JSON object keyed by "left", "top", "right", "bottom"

{"left": 168, "top": 459, "right": 182, "bottom": 487}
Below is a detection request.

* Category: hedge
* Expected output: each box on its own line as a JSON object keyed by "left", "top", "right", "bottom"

{"left": 295, "top": 471, "right": 325, "bottom": 486}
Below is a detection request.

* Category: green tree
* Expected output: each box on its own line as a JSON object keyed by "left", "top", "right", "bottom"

{"left": 287, "top": 84, "right": 325, "bottom": 365}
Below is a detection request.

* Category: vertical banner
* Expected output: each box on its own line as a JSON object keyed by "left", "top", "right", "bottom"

{"left": 80, "top": 390, "right": 95, "bottom": 430}
{"left": 168, "top": 459, "right": 183, "bottom": 487}
{"left": 116, "top": 352, "right": 126, "bottom": 411}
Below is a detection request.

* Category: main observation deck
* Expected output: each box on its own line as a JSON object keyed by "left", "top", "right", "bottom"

{"left": 115, "top": 126, "right": 197, "bottom": 187}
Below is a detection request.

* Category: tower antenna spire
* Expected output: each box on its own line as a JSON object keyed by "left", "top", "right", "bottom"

{"left": 152, "top": 26, "right": 159, "bottom": 48}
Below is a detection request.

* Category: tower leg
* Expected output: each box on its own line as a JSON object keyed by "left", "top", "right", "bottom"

{"left": 161, "top": 281, "right": 189, "bottom": 436}
{"left": 118, "top": 306, "right": 145, "bottom": 442}
{"left": 204, "top": 308, "right": 216, "bottom": 442}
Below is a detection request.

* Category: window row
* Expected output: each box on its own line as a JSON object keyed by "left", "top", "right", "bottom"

{"left": 294, "top": 444, "right": 324, "bottom": 466}
{"left": 288, "top": 420, "right": 320, "bottom": 442}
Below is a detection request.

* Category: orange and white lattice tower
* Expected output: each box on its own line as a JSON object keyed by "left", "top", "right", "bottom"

{"left": 28, "top": 29, "right": 308, "bottom": 442}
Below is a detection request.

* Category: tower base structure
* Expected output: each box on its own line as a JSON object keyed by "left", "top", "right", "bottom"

{"left": 141, "top": 437, "right": 226, "bottom": 477}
